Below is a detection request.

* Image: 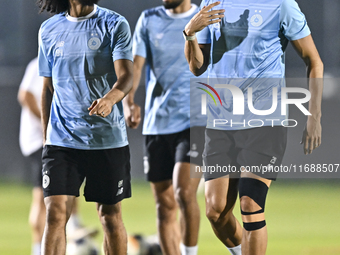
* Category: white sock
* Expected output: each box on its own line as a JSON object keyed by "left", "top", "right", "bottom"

{"left": 32, "top": 242, "right": 41, "bottom": 255}
{"left": 227, "top": 244, "right": 242, "bottom": 255}
{"left": 180, "top": 243, "right": 198, "bottom": 255}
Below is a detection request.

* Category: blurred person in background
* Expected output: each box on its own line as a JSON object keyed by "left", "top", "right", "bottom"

{"left": 18, "top": 57, "right": 98, "bottom": 255}
{"left": 18, "top": 57, "right": 45, "bottom": 255}
{"left": 124, "top": 0, "right": 207, "bottom": 254}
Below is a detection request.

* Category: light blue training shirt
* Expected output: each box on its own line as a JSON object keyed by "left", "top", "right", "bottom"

{"left": 196, "top": 0, "right": 311, "bottom": 130}
{"left": 38, "top": 4, "right": 133, "bottom": 149}
{"left": 133, "top": 4, "right": 206, "bottom": 135}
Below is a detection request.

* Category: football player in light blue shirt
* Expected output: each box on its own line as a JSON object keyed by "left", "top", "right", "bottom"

{"left": 194, "top": 0, "right": 312, "bottom": 130}
{"left": 37, "top": 0, "right": 133, "bottom": 254}
{"left": 129, "top": 2, "right": 206, "bottom": 135}
{"left": 124, "top": 0, "right": 205, "bottom": 254}
{"left": 184, "top": 0, "right": 323, "bottom": 254}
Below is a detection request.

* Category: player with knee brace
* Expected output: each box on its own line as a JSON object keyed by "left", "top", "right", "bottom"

{"left": 184, "top": 0, "right": 323, "bottom": 254}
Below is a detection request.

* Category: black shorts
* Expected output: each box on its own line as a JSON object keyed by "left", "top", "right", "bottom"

{"left": 42, "top": 145, "right": 131, "bottom": 205}
{"left": 203, "top": 126, "right": 287, "bottom": 181}
{"left": 27, "top": 147, "right": 43, "bottom": 187}
{"left": 144, "top": 127, "right": 205, "bottom": 182}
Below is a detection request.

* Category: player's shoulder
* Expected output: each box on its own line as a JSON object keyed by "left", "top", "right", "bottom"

{"left": 40, "top": 13, "right": 66, "bottom": 37}
{"left": 94, "top": 5, "right": 130, "bottom": 35}
{"left": 142, "top": 6, "right": 165, "bottom": 19}
{"left": 96, "top": 5, "right": 129, "bottom": 27}
{"left": 280, "top": 0, "right": 299, "bottom": 9}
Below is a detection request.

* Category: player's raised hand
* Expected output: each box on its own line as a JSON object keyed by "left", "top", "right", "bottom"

{"left": 301, "top": 117, "right": 322, "bottom": 155}
{"left": 88, "top": 97, "right": 114, "bottom": 118}
{"left": 124, "top": 101, "right": 141, "bottom": 129}
{"left": 184, "top": 1, "right": 225, "bottom": 36}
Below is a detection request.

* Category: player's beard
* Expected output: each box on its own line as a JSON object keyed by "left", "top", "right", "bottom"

{"left": 163, "top": 0, "right": 185, "bottom": 9}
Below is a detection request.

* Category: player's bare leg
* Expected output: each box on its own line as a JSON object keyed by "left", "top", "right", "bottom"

{"left": 173, "top": 162, "right": 201, "bottom": 251}
{"left": 41, "top": 195, "right": 75, "bottom": 255}
{"left": 151, "top": 180, "right": 181, "bottom": 255}
{"left": 205, "top": 177, "right": 242, "bottom": 248}
{"left": 97, "top": 202, "right": 127, "bottom": 255}
{"left": 240, "top": 172, "right": 271, "bottom": 255}
{"left": 29, "top": 187, "right": 46, "bottom": 254}
{"left": 67, "top": 198, "right": 81, "bottom": 229}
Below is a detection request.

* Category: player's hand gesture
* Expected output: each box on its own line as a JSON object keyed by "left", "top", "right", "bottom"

{"left": 123, "top": 101, "right": 141, "bottom": 129}
{"left": 88, "top": 97, "right": 114, "bottom": 118}
{"left": 301, "top": 116, "right": 322, "bottom": 155}
{"left": 184, "top": 1, "right": 225, "bottom": 36}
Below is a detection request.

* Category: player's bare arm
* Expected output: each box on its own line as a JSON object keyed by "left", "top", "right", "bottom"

{"left": 88, "top": 59, "right": 133, "bottom": 118}
{"left": 184, "top": 2, "right": 224, "bottom": 76}
{"left": 291, "top": 34, "right": 323, "bottom": 155}
{"left": 123, "top": 55, "right": 144, "bottom": 129}
{"left": 18, "top": 90, "right": 41, "bottom": 119}
{"left": 41, "top": 77, "right": 53, "bottom": 145}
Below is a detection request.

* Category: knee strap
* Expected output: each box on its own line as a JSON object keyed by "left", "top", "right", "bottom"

{"left": 239, "top": 178, "right": 269, "bottom": 231}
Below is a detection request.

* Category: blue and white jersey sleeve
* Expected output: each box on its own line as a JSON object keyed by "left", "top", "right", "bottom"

{"left": 111, "top": 18, "right": 133, "bottom": 62}
{"left": 280, "top": 0, "right": 310, "bottom": 41}
{"left": 196, "top": 0, "right": 212, "bottom": 44}
{"left": 38, "top": 27, "right": 52, "bottom": 77}
{"left": 133, "top": 12, "right": 148, "bottom": 58}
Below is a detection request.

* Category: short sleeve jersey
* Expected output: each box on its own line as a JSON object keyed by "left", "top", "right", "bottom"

{"left": 133, "top": 5, "right": 206, "bottom": 135}
{"left": 196, "top": 0, "right": 310, "bottom": 130}
{"left": 38, "top": 5, "right": 133, "bottom": 149}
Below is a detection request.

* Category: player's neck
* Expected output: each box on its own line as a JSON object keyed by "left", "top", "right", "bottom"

{"left": 68, "top": 1, "right": 95, "bottom": 18}
{"left": 170, "top": 0, "right": 191, "bottom": 14}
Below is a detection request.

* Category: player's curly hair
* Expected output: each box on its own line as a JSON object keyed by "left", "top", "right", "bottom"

{"left": 37, "top": 0, "right": 99, "bottom": 14}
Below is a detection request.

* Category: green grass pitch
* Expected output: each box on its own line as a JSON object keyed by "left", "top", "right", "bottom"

{"left": 0, "top": 180, "right": 339, "bottom": 254}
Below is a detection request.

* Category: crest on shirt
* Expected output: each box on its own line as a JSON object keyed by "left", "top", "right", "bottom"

{"left": 250, "top": 10, "right": 263, "bottom": 27}
{"left": 88, "top": 32, "right": 101, "bottom": 50}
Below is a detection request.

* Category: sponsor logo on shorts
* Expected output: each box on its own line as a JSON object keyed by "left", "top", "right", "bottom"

{"left": 192, "top": 143, "right": 197, "bottom": 151}
{"left": 187, "top": 150, "right": 199, "bottom": 158}
{"left": 270, "top": 156, "right": 277, "bottom": 164}
{"left": 187, "top": 143, "right": 199, "bottom": 158}
{"left": 116, "top": 180, "right": 124, "bottom": 196}
{"left": 118, "top": 180, "right": 123, "bottom": 188}
{"left": 42, "top": 175, "right": 50, "bottom": 189}
{"left": 143, "top": 156, "right": 150, "bottom": 174}
{"left": 116, "top": 188, "right": 123, "bottom": 196}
